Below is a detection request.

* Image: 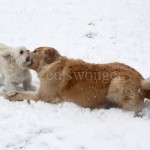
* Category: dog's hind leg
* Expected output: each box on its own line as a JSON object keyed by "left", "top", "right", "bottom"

{"left": 106, "top": 76, "right": 144, "bottom": 117}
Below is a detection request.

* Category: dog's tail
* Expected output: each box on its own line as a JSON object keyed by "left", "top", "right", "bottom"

{"left": 141, "top": 77, "right": 150, "bottom": 90}
{"left": 141, "top": 77, "right": 150, "bottom": 100}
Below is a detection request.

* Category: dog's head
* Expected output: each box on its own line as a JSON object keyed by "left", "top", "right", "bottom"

{"left": 1, "top": 46, "right": 30, "bottom": 69}
{"left": 25, "top": 47, "right": 61, "bottom": 70}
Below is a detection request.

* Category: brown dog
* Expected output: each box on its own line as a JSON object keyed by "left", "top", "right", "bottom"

{"left": 3, "top": 47, "right": 150, "bottom": 116}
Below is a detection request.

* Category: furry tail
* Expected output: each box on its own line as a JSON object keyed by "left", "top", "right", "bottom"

{"left": 141, "top": 77, "right": 150, "bottom": 90}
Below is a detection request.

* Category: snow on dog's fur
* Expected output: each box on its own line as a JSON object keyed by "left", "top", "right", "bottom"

{"left": 0, "top": 43, "right": 35, "bottom": 96}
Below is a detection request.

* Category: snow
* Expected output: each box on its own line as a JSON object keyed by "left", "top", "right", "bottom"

{"left": 0, "top": 0, "right": 150, "bottom": 149}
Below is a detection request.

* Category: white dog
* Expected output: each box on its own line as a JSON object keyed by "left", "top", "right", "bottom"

{"left": 0, "top": 43, "right": 35, "bottom": 96}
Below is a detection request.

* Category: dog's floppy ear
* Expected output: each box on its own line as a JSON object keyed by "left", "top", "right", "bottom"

{"left": 0, "top": 51, "right": 11, "bottom": 60}
{"left": 42, "top": 48, "right": 60, "bottom": 64}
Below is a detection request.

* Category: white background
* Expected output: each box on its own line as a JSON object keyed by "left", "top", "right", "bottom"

{"left": 0, "top": 0, "right": 150, "bottom": 149}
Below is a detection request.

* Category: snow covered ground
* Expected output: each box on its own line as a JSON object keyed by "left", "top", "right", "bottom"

{"left": 0, "top": 0, "right": 150, "bottom": 149}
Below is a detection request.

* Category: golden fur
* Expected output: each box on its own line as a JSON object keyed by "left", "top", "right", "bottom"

{"left": 3, "top": 47, "right": 150, "bottom": 116}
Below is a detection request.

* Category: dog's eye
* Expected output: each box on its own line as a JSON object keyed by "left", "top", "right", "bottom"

{"left": 34, "top": 50, "right": 37, "bottom": 53}
{"left": 20, "top": 50, "right": 24, "bottom": 54}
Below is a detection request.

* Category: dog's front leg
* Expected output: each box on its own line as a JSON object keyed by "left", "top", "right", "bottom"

{"left": 6, "top": 81, "right": 17, "bottom": 96}
{"left": 23, "top": 70, "right": 36, "bottom": 91}
{"left": 6, "top": 93, "right": 61, "bottom": 104}
{"left": 23, "top": 80, "right": 36, "bottom": 91}
{"left": 0, "top": 74, "right": 5, "bottom": 86}
{"left": 5, "top": 93, "right": 38, "bottom": 102}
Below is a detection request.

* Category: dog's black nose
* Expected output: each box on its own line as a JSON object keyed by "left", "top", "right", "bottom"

{"left": 27, "top": 50, "right": 30, "bottom": 52}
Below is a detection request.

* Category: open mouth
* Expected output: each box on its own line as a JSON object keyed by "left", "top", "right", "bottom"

{"left": 25, "top": 56, "right": 33, "bottom": 66}
{"left": 26, "top": 56, "right": 30, "bottom": 62}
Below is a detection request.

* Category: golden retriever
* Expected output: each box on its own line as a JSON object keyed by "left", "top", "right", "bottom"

{"left": 3, "top": 47, "right": 150, "bottom": 116}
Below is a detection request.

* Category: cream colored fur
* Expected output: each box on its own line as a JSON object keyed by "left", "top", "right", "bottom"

{"left": 0, "top": 43, "right": 35, "bottom": 96}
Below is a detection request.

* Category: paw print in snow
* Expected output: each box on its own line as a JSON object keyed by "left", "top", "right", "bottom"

{"left": 85, "top": 32, "right": 97, "bottom": 38}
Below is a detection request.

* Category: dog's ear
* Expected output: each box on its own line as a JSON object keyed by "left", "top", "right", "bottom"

{"left": 42, "top": 48, "right": 60, "bottom": 64}
{"left": 0, "top": 51, "right": 11, "bottom": 60}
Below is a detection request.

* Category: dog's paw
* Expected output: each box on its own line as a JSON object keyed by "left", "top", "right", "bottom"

{"left": 134, "top": 112, "right": 143, "bottom": 118}
{"left": 6, "top": 91, "right": 17, "bottom": 96}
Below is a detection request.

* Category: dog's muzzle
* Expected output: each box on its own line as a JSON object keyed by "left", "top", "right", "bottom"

{"left": 25, "top": 56, "right": 33, "bottom": 66}
{"left": 26, "top": 56, "right": 30, "bottom": 62}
